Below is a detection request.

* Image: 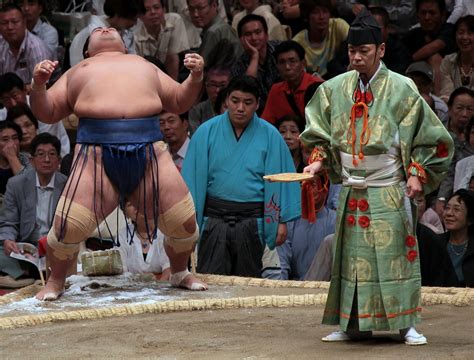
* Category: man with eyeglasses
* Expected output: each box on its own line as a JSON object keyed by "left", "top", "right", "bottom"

{"left": 0, "top": 3, "right": 51, "bottom": 86}
{"left": 188, "top": 65, "right": 231, "bottom": 134}
{"left": 0, "top": 133, "right": 66, "bottom": 289}
{"left": 262, "top": 40, "right": 323, "bottom": 127}
{"left": 187, "top": 0, "right": 243, "bottom": 68}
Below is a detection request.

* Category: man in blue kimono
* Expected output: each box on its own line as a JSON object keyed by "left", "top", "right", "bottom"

{"left": 182, "top": 75, "right": 301, "bottom": 277}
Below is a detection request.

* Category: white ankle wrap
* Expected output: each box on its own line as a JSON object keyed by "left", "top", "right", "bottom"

{"left": 169, "top": 270, "right": 206, "bottom": 290}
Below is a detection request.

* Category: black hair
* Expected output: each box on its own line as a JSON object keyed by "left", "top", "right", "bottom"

{"left": 275, "top": 114, "right": 304, "bottom": 133}
{"left": 274, "top": 40, "right": 305, "bottom": 62}
{"left": 369, "top": 6, "right": 390, "bottom": 28}
{"left": 237, "top": 14, "right": 268, "bottom": 37}
{"left": 466, "top": 117, "right": 474, "bottom": 144}
{"left": 226, "top": 75, "right": 260, "bottom": 101}
{"left": 455, "top": 15, "right": 474, "bottom": 34}
{"left": 5, "top": 103, "right": 39, "bottom": 129}
{"left": 104, "top": 0, "right": 140, "bottom": 20}
{"left": 447, "top": 87, "right": 474, "bottom": 107}
{"left": 29, "top": 132, "right": 61, "bottom": 156}
{"left": 0, "top": 3, "right": 23, "bottom": 14}
{"left": 0, "top": 121, "right": 23, "bottom": 142}
{"left": 0, "top": 72, "right": 24, "bottom": 95}
{"left": 299, "top": 0, "right": 332, "bottom": 22}
{"left": 415, "top": 0, "right": 446, "bottom": 13}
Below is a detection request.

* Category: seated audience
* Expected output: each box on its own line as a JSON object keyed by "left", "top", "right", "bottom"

{"left": 276, "top": 0, "right": 305, "bottom": 38}
{"left": 406, "top": 61, "right": 449, "bottom": 125}
{"left": 453, "top": 119, "right": 474, "bottom": 192}
{"left": 187, "top": 0, "right": 243, "bottom": 68}
{"left": 335, "top": 0, "right": 416, "bottom": 32}
{"left": 188, "top": 66, "right": 231, "bottom": 134}
{"left": 19, "top": 0, "right": 59, "bottom": 59}
{"left": 0, "top": 133, "right": 66, "bottom": 288}
{"left": 262, "top": 40, "right": 323, "bottom": 126}
{"left": 232, "top": 0, "right": 288, "bottom": 40}
{"left": 134, "top": 0, "right": 190, "bottom": 80}
{"left": 419, "top": 189, "right": 474, "bottom": 287}
{"left": 275, "top": 114, "right": 305, "bottom": 172}
{"left": 115, "top": 201, "right": 170, "bottom": 280}
{"left": 6, "top": 103, "right": 38, "bottom": 153}
{"left": 0, "top": 72, "right": 70, "bottom": 157}
{"left": 438, "top": 87, "right": 474, "bottom": 200}
{"left": 159, "top": 111, "right": 190, "bottom": 170}
{"left": 439, "top": 15, "right": 474, "bottom": 103}
{"left": 0, "top": 3, "right": 52, "bottom": 85}
{"left": 292, "top": 0, "right": 349, "bottom": 78}
{"left": 404, "top": 0, "right": 456, "bottom": 94}
{"left": 0, "top": 121, "right": 32, "bottom": 196}
{"left": 232, "top": 14, "right": 282, "bottom": 113}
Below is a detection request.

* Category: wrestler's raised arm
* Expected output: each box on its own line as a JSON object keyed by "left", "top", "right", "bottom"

{"left": 30, "top": 60, "right": 73, "bottom": 124}
{"left": 157, "top": 53, "right": 204, "bottom": 114}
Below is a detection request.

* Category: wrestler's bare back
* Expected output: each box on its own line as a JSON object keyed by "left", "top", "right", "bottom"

{"left": 67, "top": 54, "right": 171, "bottom": 119}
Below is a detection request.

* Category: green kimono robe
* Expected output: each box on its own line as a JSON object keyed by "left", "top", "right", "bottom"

{"left": 301, "top": 63, "right": 454, "bottom": 331}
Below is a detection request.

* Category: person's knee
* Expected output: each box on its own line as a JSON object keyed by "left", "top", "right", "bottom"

{"left": 48, "top": 197, "right": 98, "bottom": 259}
{"left": 158, "top": 193, "right": 196, "bottom": 237}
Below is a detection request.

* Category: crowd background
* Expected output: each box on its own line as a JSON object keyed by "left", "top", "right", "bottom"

{"left": 0, "top": 0, "right": 473, "bottom": 289}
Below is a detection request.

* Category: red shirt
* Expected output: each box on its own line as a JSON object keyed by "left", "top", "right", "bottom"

{"left": 261, "top": 72, "right": 323, "bottom": 125}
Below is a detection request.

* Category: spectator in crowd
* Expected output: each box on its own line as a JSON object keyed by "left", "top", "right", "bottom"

{"left": 188, "top": 66, "right": 231, "bottom": 134}
{"left": 166, "top": 0, "right": 228, "bottom": 49}
{"left": 419, "top": 189, "right": 474, "bottom": 287}
{"left": 447, "top": 0, "right": 474, "bottom": 24}
{"left": 115, "top": 201, "right": 171, "bottom": 279}
{"left": 439, "top": 15, "right": 474, "bottom": 103}
{"left": 406, "top": 61, "right": 449, "bottom": 125}
{"left": 276, "top": 114, "right": 304, "bottom": 172}
{"left": 419, "top": 191, "right": 445, "bottom": 233}
{"left": 182, "top": 76, "right": 301, "bottom": 278}
{"left": 292, "top": 0, "right": 349, "bottom": 78}
{"left": 453, "top": 118, "right": 474, "bottom": 192}
{"left": 0, "top": 121, "right": 32, "bottom": 196}
{"left": 275, "top": 0, "right": 305, "bottom": 37}
{"left": 0, "top": 3, "right": 51, "bottom": 85}
{"left": 232, "top": 14, "right": 281, "bottom": 114}
{"left": 6, "top": 103, "right": 38, "bottom": 153}
{"left": 134, "top": 0, "right": 190, "bottom": 80}
{"left": 0, "top": 133, "right": 66, "bottom": 289}
{"left": 159, "top": 111, "right": 190, "bottom": 171}
{"left": 0, "top": 72, "right": 70, "bottom": 157}
{"left": 335, "top": 1, "right": 416, "bottom": 32}
{"left": 69, "top": 0, "right": 139, "bottom": 66}
{"left": 438, "top": 87, "right": 474, "bottom": 200}
{"left": 404, "top": 0, "right": 456, "bottom": 94}
{"left": 262, "top": 40, "right": 323, "bottom": 126}
{"left": 187, "top": 0, "right": 243, "bottom": 68}
{"left": 232, "top": 0, "right": 288, "bottom": 40}
{"left": 18, "top": 0, "right": 59, "bottom": 59}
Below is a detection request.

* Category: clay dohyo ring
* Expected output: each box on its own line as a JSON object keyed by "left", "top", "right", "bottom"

{"left": 263, "top": 173, "right": 315, "bottom": 182}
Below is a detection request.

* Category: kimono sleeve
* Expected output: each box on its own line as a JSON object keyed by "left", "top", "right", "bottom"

{"left": 401, "top": 96, "right": 454, "bottom": 194}
{"left": 300, "top": 84, "right": 342, "bottom": 183}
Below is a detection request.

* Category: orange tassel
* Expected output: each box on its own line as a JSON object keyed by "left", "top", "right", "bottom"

{"left": 301, "top": 180, "right": 316, "bottom": 223}
{"left": 347, "top": 102, "right": 371, "bottom": 167}
{"left": 408, "top": 162, "right": 428, "bottom": 184}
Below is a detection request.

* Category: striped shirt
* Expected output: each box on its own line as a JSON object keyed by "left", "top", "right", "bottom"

{"left": 0, "top": 30, "right": 52, "bottom": 84}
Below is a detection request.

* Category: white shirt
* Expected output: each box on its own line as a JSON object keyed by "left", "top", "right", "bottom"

{"left": 172, "top": 136, "right": 190, "bottom": 170}
{"left": 115, "top": 223, "right": 170, "bottom": 274}
{"left": 134, "top": 14, "right": 190, "bottom": 62}
{"left": 32, "top": 18, "right": 59, "bottom": 60}
{"left": 35, "top": 173, "right": 55, "bottom": 237}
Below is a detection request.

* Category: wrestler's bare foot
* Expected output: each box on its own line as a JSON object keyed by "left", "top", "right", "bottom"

{"left": 36, "top": 279, "right": 65, "bottom": 301}
{"left": 169, "top": 270, "right": 208, "bottom": 290}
